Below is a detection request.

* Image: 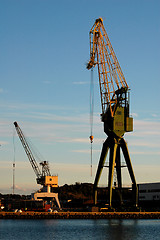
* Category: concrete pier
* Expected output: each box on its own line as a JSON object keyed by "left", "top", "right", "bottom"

{"left": 0, "top": 212, "right": 160, "bottom": 219}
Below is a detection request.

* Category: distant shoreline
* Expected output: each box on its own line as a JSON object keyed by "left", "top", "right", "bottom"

{"left": 1, "top": 212, "right": 160, "bottom": 219}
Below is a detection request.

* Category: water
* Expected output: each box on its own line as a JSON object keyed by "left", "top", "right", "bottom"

{"left": 0, "top": 219, "right": 160, "bottom": 240}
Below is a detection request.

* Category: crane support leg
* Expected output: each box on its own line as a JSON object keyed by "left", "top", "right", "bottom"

{"left": 115, "top": 145, "right": 122, "bottom": 189}
{"left": 120, "top": 138, "right": 138, "bottom": 206}
{"left": 115, "top": 145, "right": 123, "bottom": 205}
{"left": 93, "top": 136, "right": 137, "bottom": 207}
{"left": 93, "top": 138, "right": 110, "bottom": 205}
{"left": 108, "top": 140, "right": 118, "bottom": 207}
{"left": 54, "top": 193, "right": 61, "bottom": 209}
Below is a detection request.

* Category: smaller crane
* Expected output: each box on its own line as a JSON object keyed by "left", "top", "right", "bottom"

{"left": 14, "top": 121, "right": 61, "bottom": 209}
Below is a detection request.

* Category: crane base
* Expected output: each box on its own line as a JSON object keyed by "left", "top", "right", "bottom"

{"left": 93, "top": 136, "right": 138, "bottom": 207}
{"left": 31, "top": 191, "right": 61, "bottom": 209}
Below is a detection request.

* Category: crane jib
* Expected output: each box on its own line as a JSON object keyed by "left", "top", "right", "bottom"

{"left": 13, "top": 121, "right": 51, "bottom": 185}
{"left": 87, "top": 18, "right": 129, "bottom": 119}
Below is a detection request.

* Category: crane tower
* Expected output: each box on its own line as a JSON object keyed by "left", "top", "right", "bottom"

{"left": 87, "top": 18, "right": 138, "bottom": 207}
{"left": 14, "top": 121, "right": 61, "bottom": 209}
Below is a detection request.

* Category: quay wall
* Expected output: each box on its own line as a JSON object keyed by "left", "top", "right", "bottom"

{"left": 0, "top": 212, "right": 160, "bottom": 219}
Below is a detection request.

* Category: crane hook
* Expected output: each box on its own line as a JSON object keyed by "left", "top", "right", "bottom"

{"left": 89, "top": 135, "right": 94, "bottom": 143}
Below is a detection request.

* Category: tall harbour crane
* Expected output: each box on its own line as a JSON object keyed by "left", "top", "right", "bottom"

{"left": 14, "top": 121, "right": 61, "bottom": 209}
{"left": 87, "top": 18, "right": 138, "bottom": 207}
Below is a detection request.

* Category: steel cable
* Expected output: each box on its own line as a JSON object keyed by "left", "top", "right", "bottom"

{"left": 90, "top": 68, "right": 94, "bottom": 176}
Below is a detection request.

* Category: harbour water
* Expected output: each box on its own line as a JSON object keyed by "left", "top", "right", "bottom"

{"left": 0, "top": 219, "right": 160, "bottom": 240}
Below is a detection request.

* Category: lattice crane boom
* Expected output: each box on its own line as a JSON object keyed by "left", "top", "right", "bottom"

{"left": 14, "top": 121, "right": 51, "bottom": 185}
{"left": 87, "top": 18, "right": 129, "bottom": 119}
{"left": 14, "top": 122, "right": 41, "bottom": 178}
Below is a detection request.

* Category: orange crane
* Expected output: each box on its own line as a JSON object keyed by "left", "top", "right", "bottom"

{"left": 14, "top": 121, "right": 61, "bottom": 209}
{"left": 87, "top": 18, "right": 138, "bottom": 207}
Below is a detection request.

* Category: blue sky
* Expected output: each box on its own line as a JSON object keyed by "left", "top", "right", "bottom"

{"left": 0, "top": 0, "right": 160, "bottom": 194}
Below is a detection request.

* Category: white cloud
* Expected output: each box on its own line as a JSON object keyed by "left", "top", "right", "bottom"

{"left": 132, "top": 113, "right": 138, "bottom": 117}
{"left": 151, "top": 113, "right": 158, "bottom": 118}
{"left": 29, "top": 111, "right": 89, "bottom": 123}
{"left": 134, "top": 164, "right": 160, "bottom": 184}
{"left": 130, "top": 151, "right": 160, "bottom": 155}
{"left": 72, "top": 149, "right": 100, "bottom": 154}
{"left": 0, "top": 141, "right": 9, "bottom": 146}
{"left": 43, "top": 80, "right": 51, "bottom": 84}
{"left": 128, "top": 139, "right": 160, "bottom": 148}
{"left": 0, "top": 102, "right": 73, "bottom": 111}
{"left": 72, "top": 149, "right": 90, "bottom": 154}
{"left": 1, "top": 102, "right": 160, "bottom": 161}
{"left": 72, "top": 81, "right": 88, "bottom": 85}
{"left": 133, "top": 119, "right": 160, "bottom": 136}
{"left": 134, "top": 119, "right": 160, "bottom": 127}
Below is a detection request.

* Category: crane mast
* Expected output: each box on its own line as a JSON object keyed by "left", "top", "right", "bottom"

{"left": 87, "top": 18, "right": 138, "bottom": 207}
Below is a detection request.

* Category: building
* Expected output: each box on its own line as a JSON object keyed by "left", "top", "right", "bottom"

{"left": 138, "top": 182, "right": 160, "bottom": 208}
